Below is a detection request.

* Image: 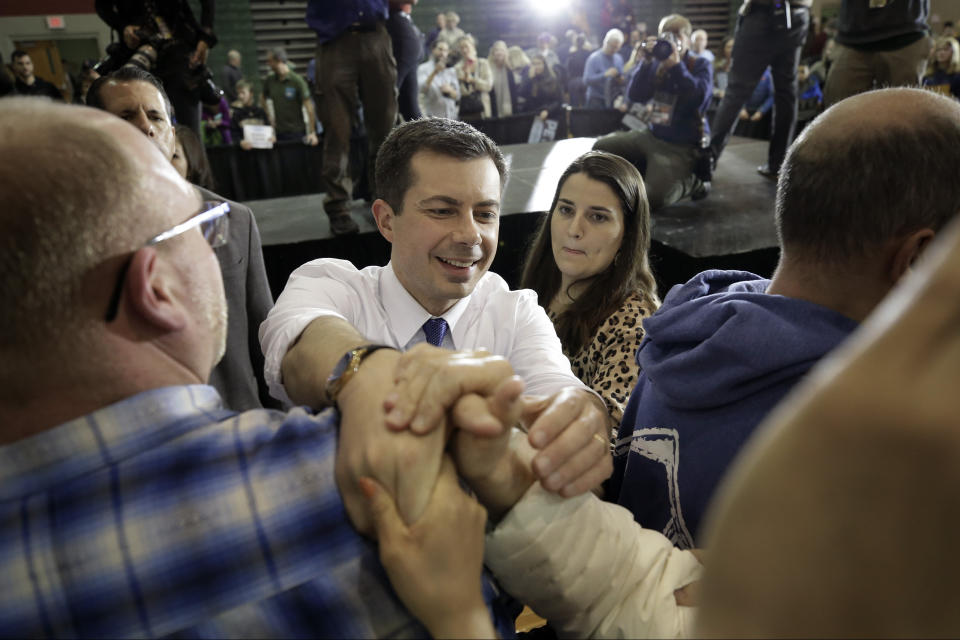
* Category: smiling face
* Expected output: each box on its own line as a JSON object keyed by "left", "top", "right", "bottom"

{"left": 550, "top": 172, "right": 625, "bottom": 293}
{"left": 432, "top": 41, "right": 449, "bottom": 63}
{"left": 374, "top": 151, "right": 501, "bottom": 316}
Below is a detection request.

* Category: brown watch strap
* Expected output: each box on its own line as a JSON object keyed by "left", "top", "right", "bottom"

{"left": 324, "top": 344, "right": 396, "bottom": 407}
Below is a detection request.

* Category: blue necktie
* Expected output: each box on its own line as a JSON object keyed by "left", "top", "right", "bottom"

{"left": 422, "top": 317, "right": 449, "bottom": 347}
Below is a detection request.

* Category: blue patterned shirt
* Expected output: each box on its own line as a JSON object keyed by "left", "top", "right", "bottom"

{"left": 0, "top": 385, "right": 428, "bottom": 638}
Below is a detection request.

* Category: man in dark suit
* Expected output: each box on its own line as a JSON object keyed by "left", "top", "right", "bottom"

{"left": 87, "top": 67, "right": 276, "bottom": 411}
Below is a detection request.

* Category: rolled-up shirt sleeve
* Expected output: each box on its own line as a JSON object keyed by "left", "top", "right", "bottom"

{"left": 258, "top": 259, "right": 359, "bottom": 406}
{"left": 508, "top": 289, "right": 591, "bottom": 398}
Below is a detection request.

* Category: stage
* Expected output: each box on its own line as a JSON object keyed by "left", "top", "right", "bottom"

{"left": 246, "top": 136, "right": 781, "bottom": 298}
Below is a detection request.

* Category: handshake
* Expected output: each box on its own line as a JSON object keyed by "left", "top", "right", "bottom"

{"left": 335, "top": 343, "right": 613, "bottom": 534}
{"left": 332, "top": 344, "right": 614, "bottom": 637}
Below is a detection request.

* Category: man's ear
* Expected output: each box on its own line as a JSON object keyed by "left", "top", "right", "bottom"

{"left": 890, "top": 228, "right": 935, "bottom": 283}
{"left": 125, "top": 247, "right": 188, "bottom": 332}
{"left": 371, "top": 198, "right": 396, "bottom": 244}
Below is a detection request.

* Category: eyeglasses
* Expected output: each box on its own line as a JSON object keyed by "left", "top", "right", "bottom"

{"left": 104, "top": 200, "right": 231, "bottom": 322}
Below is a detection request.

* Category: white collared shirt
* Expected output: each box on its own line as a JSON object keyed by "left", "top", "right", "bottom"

{"left": 417, "top": 60, "right": 460, "bottom": 120}
{"left": 259, "top": 259, "right": 586, "bottom": 406}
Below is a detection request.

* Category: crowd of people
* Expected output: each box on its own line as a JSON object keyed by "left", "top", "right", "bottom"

{"left": 4, "top": 1, "right": 960, "bottom": 638}
{"left": 6, "top": 0, "right": 956, "bottom": 226}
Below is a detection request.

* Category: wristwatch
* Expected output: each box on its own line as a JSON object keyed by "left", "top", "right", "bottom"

{"left": 324, "top": 344, "right": 396, "bottom": 407}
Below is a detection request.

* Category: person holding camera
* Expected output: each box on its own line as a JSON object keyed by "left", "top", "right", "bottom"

{"left": 708, "top": 0, "right": 811, "bottom": 179}
{"left": 95, "top": 0, "right": 219, "bottom": 134}
{"left": 593, "top": 14, "right": 712, "bottom": 210}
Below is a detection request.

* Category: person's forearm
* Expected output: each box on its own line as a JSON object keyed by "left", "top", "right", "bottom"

{"left": 280, "top": 316, "right": 369, "bottom": 407}
{"left": 304, "top": 100, "right": 317, "bottom": 133}
{"left": 426, "top": 605, "right": 497, "bottom": 639}
{"left": 627, "top": 63, "right": 655, "bottom": 102}
{"left": 584, "top": 66, "right": 605, "bottom": 86}
{"left": 474, "top": 66, "right": 493, "bottom": 92}
{"left": 485, "top": 486, "right": 701, "bottom": 638}
{"left": 263, "top": 99, "right": 276, "bottom": 130}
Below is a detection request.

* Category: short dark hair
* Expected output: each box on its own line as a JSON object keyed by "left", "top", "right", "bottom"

{"left": 520, "top": 151, "right": 659, "bottom": 353}
{"left": 374, "top": 117, "right": 507, "bottom": 213}
{"left": 86, "top": 67, "right": 175, "bottom": 121}
{"left": 776, "top": 110, "right": 960, "bottom": 262}
{"left": 11, "top": 49, "right": 29, "bottom": 62}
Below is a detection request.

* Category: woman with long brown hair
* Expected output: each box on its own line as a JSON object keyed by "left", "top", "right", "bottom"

{"left": 520, "top": 150, "right": 659, "bottom": 426}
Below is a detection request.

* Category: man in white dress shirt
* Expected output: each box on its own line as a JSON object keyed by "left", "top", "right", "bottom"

{"left": 260, "top": 117, "right": 612, "bottom": 534}
{"left": 418, "top": 40, "right": 460, "bottom": 119}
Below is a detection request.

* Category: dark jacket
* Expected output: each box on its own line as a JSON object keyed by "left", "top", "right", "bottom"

{"left": 836, "top": 0, "right": 928, "bottom": 47}
{"left": 610, "top": 270, "right": 858, "bottom": 547}
{"left": 490, "top": 68, "right": 519, "bottom": 117}
{"left": 95, "top": 0, "right": 217, "bottom": 48}
{"left": 196, "top": 186, "right": 278, "bottom": 411}
{"left": 627, "top": 51, "right": 712, "bottom": 146}
{"left": 519, "top": 72, "right": 563, "bottom": 116}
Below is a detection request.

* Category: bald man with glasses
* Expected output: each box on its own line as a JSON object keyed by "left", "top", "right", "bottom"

{"left": 87, "top": 66, "right": 276, "bottom": 411}
{"left": 0, "top": 97, "right": 530, "bottom": 639}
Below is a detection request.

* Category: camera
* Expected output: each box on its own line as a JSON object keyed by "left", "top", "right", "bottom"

{"left": 94, "top": 27, "right": 222, "bottom": 105}
{"left": 650, "top": 32, "right": 678, "bottom": 61}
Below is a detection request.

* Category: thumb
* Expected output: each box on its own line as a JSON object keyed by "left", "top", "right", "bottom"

{"left": 489, "top": 376, "right": 525, "bottom": 430}
{"left": 518, "top": 394, "right": 552, "bottom": 429}
{"left": 358, "top": 476, "right": 406, "bottom": 543}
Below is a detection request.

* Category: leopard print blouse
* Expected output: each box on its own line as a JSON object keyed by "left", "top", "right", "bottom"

{"left": 549, "top": 292, "right": 651, "bottom": 425}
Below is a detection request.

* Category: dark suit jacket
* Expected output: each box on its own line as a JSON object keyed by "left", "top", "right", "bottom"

{"left": 197, "top": 186, "right": 277, "bottom": 411}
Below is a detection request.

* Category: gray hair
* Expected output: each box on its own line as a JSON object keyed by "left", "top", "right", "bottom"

{"left": 603, "top": 28, "right": 625, "bottom": 47}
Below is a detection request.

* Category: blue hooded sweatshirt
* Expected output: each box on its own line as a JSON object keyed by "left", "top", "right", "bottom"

{"left": 610, "top": 270, "right": 859, "bottom": 548}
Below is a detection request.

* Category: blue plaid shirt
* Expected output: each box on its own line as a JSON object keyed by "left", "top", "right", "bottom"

{"left": 0, "top": 385, "right": 429, "bottom": 638}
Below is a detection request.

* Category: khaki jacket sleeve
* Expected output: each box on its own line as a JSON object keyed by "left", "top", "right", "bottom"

{"left": 485, "top": 483, "right": 702, "bottom": 638}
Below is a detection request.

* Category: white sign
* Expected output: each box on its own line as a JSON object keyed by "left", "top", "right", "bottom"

{"left": 243, "top": 124, "right": 275, "bottom": 149}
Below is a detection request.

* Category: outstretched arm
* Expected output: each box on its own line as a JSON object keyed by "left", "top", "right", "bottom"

{"left": 363, "top": 456, "right": 497, "bottom": 639}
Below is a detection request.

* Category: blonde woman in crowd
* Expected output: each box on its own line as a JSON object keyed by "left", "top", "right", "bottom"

{"left": 455, "top": 35, "right": 493, "bottom": 119}
{"left": 488, "top": 40, "right": 517, "bottom": 117}
{"left": 923, "top": 36, "right": 960, "bottom": 100}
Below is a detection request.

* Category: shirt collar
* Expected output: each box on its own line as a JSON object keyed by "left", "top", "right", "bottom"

{"left": 0, "top": 385, "right": 229, "bottom": 501}
{"left": 380, "top": 262, "right": 473, "bottom": 348}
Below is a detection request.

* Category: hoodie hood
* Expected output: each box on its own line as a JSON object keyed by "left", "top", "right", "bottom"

{"left": 637, "top": 269, "right": 860, "bottom": 411}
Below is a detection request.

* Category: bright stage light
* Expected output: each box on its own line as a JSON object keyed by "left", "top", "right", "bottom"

{"left": 529, "top": 0, "right": 571, "bottom": 15}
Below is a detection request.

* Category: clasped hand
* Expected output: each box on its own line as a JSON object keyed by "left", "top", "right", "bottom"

{"left": 335, "top": 343, "right": 612, "bottom": 536}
